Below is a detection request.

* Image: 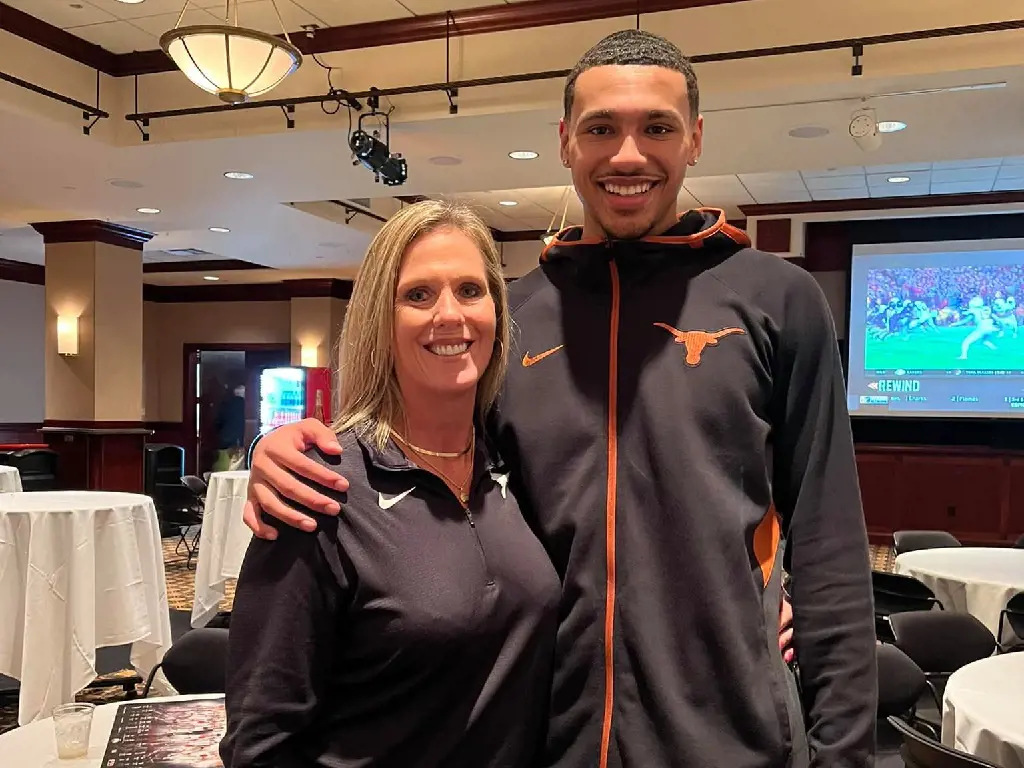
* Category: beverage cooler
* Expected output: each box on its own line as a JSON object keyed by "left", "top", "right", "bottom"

{"left": 258, "top": 366, "right": 332, "bottom": 434}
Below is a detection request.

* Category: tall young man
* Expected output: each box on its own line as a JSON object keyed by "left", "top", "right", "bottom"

{"left": 242, "top": 30, "right": 876, "bottom": 768}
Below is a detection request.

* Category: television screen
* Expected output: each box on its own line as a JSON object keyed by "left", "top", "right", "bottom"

{"left": 847, "top": 238, "right": 1024, "bottom": 418}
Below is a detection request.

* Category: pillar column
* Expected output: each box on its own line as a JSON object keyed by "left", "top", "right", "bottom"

{"left": 288, "top": 282, "right": 349, "bottom": 370}
{"left": 31, "top": 220, "right": 154, "bottom": 491}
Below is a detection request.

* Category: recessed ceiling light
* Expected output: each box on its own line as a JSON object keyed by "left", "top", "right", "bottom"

{"left": 223, "top": 171, "right": 253, "bottom": 180}
{"left": 877, "top": 121, "right": 907, "bottom": 134}
{"left": 498, "top": 200, "right": 518, "bottom": 207}
{"left": 115, "top": 0, "right": 147, "bottom": 4}
{"left": 428, "top": 156, "right": 462, "bottom": 166}
{"left": 209, "top": 226, "right": 230, "bottom": 233}
{"left": 787, "top": 126, "right": 829, "bottom": 139}
{"left": 136, "top": 207, "right": 160, "bottom": 214}
{"left": 887, "top": 176, "right": 911, "bottom": 184}
{"left": 203, "top": 275, "right": 220, "bottom": 281}
{"left": 508, "top": 150, "right": 538, "bottom": 160}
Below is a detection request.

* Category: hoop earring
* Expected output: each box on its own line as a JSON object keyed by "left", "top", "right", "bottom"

{"left": 493, "top": 338, "right": 504, "bottom": 358}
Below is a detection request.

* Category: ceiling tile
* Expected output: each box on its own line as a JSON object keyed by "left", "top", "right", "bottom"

{"left": 929, "top": 180, "right": 995, "bottom": 195}
{"left": 226, "top": 0, "right": 325, "bottom": 35}
{"left": 65, "top": 20, "right": 158, "bottom": 53}
{"left": 682, "top": 176, "right": 755, "bottom": 207}
{"left": 746, "top": 188, "right": 812, "bottom": 204}
{"left": 300, "top": 0, "right": 410, "bottom": 25}
{"left": 800, "top": 167, "right": 865, "bottom": 179}
{"left": 12, "top": 0, "right": 117, "bottom": 28}
{"left": 929, "top": 167, "right": 998, "bottom": 185}
{"left": 992, "top": 177, "right": 1024, "bottom": 191}
{"left": 864, "top": 162, "right": 933, "bottom": 175}
{"left": 930, "top": 157, "right": 1002, "bottom": 170}
{"left": 866, "top": 170, "right": 931, "bottom": 188}
{"left": 811, "top": 187, "right": 869, "bottom": 201}
{"left": 131, "top": 7, "right": 221, "bottom": 35}
{"left": 868, "top": 184, "right": 930, "bottom": 199}
{"left": 997, "top": 166, "right": 1024, "bottom": 180}
{"left": 394, "top": 0, "right": 494, "bottom": 13}
{"left": 804, "top": 174, "right": 870, "bottom": 191}
{"left": 677, "top": 189, "right": 703, "bottom": 211}
{"left": 89, "top": 0, "right": 188, "bottom": 21}
{"left": 738, "top": 171, "right": 806, "bottom": 189}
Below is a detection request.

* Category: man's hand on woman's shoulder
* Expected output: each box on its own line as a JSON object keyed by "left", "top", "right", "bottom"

{"left": 243, "top": 419, "right": 349, "bottom": 540}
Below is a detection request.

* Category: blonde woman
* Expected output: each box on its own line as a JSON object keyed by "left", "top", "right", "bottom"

{"left": 220, "top": 201, "right": 560, "bottom": 768}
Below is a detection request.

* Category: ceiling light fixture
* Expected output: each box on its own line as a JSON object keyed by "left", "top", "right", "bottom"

{"left": 115, "top": 0, "right": 147, "bottom": 4}
{"left": 509, "top": 150, "right": 538, "bottom": 160}
{"left": 203, "top": 276, "right": 220, "bottom": 281}
{"left": 877, "top": 121, "right": 907, "bottom": 133}
{"left": 209, "top": 226, "right": 230, "bottom": 233}
{"left": 498, "top": 200, "right": 518, "bottom": 207}
{"left": 160, "top": 1, "right": 302, "bottom": 104}
{"left": 223, "top": 171, "right": 254, "bottom": 180}
{"left": 136, "top": 207, "right": 160, "bottom": 214}
{"left": 887, "top": 176, "right": 911, "bottom": 183}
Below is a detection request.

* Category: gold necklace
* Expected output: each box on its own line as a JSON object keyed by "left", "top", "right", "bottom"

{"left": 392, "top": 429, "right": 473, "bottom": 459}
{"left": 405, "top": 433, "right": 475, "bottom": 505}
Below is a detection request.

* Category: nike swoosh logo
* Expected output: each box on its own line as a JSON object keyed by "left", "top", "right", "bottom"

{"left": 522, "top": 345, "right": 564, "bottom": 367}
{"left": 378, "top": 487, "right": 415, "bottom": 510}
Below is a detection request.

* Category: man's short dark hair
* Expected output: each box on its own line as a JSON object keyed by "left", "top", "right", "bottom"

{"left": 563, "top": 29, "right": 699, "bottom": 122}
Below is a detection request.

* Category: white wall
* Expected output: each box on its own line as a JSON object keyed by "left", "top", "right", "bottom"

{"left": 0, "top": 279, "right": 44, "bottom": 423}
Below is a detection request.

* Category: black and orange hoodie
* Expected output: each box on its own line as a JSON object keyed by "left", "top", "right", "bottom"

{"left": 491, "top": 208, "right": 877, "bottom": 768}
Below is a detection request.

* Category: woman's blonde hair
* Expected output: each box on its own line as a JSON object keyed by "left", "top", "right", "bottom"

{"left": 332, "top": 200, "right": 510, "bottom": 450}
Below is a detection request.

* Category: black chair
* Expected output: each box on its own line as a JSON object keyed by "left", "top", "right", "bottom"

{"left": 893, "top": 530, "right": 962, "bottom": 557}
{"left": 889, "top": 612, "right": 996, "bottom": 710}
{"left": 1014, "top": 533, "right": 1024, "bottom": 549}
{"left": 876, "top": 643, "right": 928, "bottom": 715}
{"left": 997, "top": 591, "right": 1024, "bottom": 651}
{"left": 872, "top": 570, "right": 943, "bottom": 639}
{"left": 141, "top": 628, "right": 229, "bottom": 697}
{"left": 6, "top": 448, "right": 58, "bottom": 491}
{"left": 887, "top": 715, "right": 1000, "bottom": 767}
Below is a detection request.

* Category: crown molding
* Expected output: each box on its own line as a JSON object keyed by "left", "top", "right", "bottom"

{"left": 29, "top": 220, "right": 155, "bottom": 250}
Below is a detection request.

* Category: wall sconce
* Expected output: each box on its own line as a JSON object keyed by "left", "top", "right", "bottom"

{"left": 300, "top": 343, "right": 318, "bottom": 367}
{"left": 57, "top": 316, "right": 79, "bottom": 356}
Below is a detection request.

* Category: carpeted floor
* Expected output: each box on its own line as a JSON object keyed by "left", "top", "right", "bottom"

{"left": 0, "top": 540, "right": 897, "bottom": 734}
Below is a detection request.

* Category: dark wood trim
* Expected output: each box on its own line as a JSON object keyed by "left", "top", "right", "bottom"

{"left": 726, "top": 218, "right": 747, "bottom": 231}
{"left": 740, "top": 191, "right": 1024, "bottom": 217}
{"left": 286, "top": 278, "right": 353, "bottom": 300}
{"left": 143, "top": 259, "right": 268, "bottom": 274}
{"left": 30, "top": 220, "right": 155, "bottom": 250}
{"left": 0, "top": 257, "right": 44, "bottom": 285}
{"left": 493, "top": 229, "right": 548, "bottom": 243}
{"left": 42, "top": 420, "right": 150, "bottom": 431}
{"left": 143, "top": 278, "right": 353, "bottom": 303}
{"left": 0, "top": 1, "right": 116, "bottom": 74}
{"left": 109, "top": 0, "right": 750, "bottom": 77}
{"left": 754, "top": 217, "right": 791, "bottom": 253}
{"left": 0, "top": 422, "right": 43, "bottom": 445}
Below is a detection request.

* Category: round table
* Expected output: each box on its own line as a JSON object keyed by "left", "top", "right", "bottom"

{"left": 894, "top": 547, "right": 1024, "bottom": 643}
{"left": 0, "top": 694, "right": 224, "bottom": 767}
{"left": 0, "top": 492, "right": 173, "bottom": 725}
{"left": 0, "top": 466, "right": 22, "bottom": 493}
{"left": 191, "top": 471, "right": 252, "bottom": 628}
{"left": 942, "top": 653, "right": 1024, "bottom": 767}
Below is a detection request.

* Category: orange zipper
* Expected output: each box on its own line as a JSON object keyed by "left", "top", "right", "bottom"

{"left": 599, "top": 260, "right": 621, "bottom": 768}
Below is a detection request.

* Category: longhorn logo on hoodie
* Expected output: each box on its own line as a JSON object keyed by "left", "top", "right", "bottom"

{"left": 654, "top": 323, "right": 746, "bottom": 366}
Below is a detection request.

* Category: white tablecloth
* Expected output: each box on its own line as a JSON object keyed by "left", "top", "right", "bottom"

{"left": 942, "top": 652, "right": 1024, "bottom": 767}
{"left": 191, "top": 471, "right": 252, "bottom": 628}
{"left": 0, "top": 693, "right": 223, "bottom": 767}
{"left": 895, "top": 547, "right": 1024, "bottom": 642}
{"left": 0, "top": 491, "right": 173, "bottom": 725}
{"left": 0, "top": 466, "right": 22, "bottom": 493}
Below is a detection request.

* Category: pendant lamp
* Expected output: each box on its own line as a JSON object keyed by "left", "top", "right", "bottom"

{"left": 160, "top": 0, "right": 303, "bottom": 104}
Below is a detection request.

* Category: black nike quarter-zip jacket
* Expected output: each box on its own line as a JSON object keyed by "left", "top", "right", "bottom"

{"left": 222, "top": 428, "right": 561, "bottom": 768}
{"left": 491, "top": 208, "right": 877, "bottom": 768}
